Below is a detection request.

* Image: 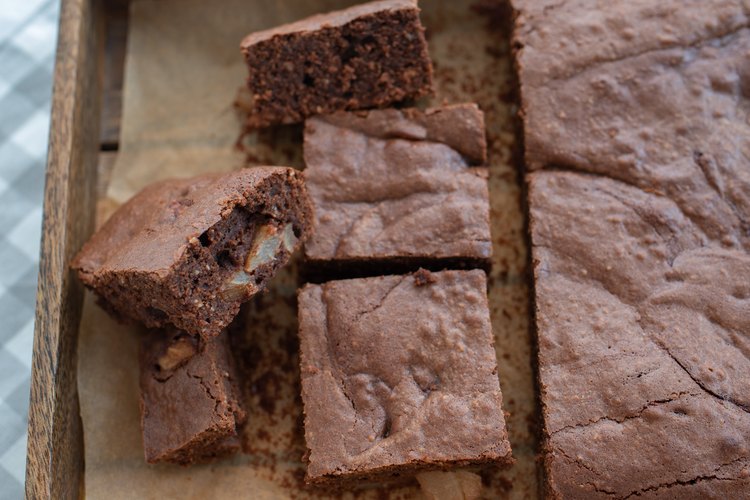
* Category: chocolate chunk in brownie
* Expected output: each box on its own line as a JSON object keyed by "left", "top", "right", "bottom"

{"left": 71, "top": 167, "right": 312, "bottom": 338}
{"left": 512, "top": 1, "right": 750, "bottom": 495}
{"left": 240, "top": 0, "right": 433, "bottom": 128}
{"left": 303, "top": 104, "right": 491, "bottom": 277}
{"left": 139, "top": 328, "right": 246, "bottom": 465}
{"left": 297, "top": 269, "right": 512, "bottom": 485}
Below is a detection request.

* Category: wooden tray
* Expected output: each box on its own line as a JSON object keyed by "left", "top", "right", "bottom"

{"left": 26, "top": 1, "right": 535, "bottom": 498}
{"left": 26, "top": 0, "right": 127, "bottom": 497}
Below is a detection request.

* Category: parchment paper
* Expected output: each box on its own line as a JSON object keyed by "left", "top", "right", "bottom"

{"left": 78, "top": 0, "right": 538, "bottom": 497}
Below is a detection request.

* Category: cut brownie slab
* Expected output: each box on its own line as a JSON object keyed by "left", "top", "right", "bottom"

{"left": 513, "top": 0, "right": 750, "bottom": 496}
{"left": 303, "top": 104, "right": 491, "bottom": 276}
{"left": 240, "top": 0, "right": 432, "bottom": 128}
{"left": 139, "top": 328, "right": 246, "bottom": 465}
{"left": 515, "top": 2, "right": 750, "bottom": 248}
{"left": 529, "top": 171, "right": 750, "bottom": 498}
{"left": 297, "top": 269, "right": 512, "bottom": 485}
{"left": 72, "top": 167, "right": 312, "bottom": 338}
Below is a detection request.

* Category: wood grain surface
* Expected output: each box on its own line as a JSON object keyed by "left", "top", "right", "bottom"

{"left": 100, "top": 0, "right": 128, "bottom": 149}
{"left": 25, "top": 0, "right": 103, "bottom": 497}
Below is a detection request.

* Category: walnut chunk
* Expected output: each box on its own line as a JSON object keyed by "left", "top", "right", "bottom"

{"left": 156, "top": 335, "right": 197, "bottom": 375}
{"left": 245, "top": 224, "right": 280, "bottom": 272}
{"left": 244, "top": 222, "right": 297, "bottom": 272}
{"left": 220, "top": 223, "right": 296, "bottom": 300}
{"left": 220, "top": 270, "right": 257, "bottom": 300}
{"left": 416, "top": 470, "right": 483, "bottom": 500}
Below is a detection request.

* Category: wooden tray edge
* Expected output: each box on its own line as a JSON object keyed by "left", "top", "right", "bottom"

{"left": 25, "top": 0, "right": 102, "bottom": 497}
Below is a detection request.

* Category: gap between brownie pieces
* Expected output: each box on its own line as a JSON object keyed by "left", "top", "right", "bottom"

{"left": 300, "top": 255, "right": 492, "bottom": 284}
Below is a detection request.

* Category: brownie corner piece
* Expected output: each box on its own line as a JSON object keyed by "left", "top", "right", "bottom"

{"left": 297, "top": 269, "right": 512, "bottom": 485}
{"left": 240, "top": 0, "right": 433, "bottom": 128}
{"left": 71, "top": 167, "right": 312, "bottom": 338}
{"left": 139, "top": 328, "right": 246, "bottom": 465}
{"left": 302, "top": 104, "right": 491, "bottom": 275}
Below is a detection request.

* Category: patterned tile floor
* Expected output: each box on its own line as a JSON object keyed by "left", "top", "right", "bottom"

{"left": 0, "top": 1, "right": 59, "bottom": 498}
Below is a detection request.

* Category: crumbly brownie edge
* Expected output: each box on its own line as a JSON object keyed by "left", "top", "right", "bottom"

{"left": 243, "top": 7, "right": 432, "bottom": 128}
{"left": 89, "top": 171, "right": 312, "bottom": 337}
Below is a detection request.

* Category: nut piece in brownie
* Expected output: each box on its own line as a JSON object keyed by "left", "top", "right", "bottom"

{"left": 240, "top": 0, "right": 432, "bottom": 128}
{"left": 297, "top": 269, "right": 512, "bottom": 485}
{"left": 303, "top": 104, "right": 491, "bottom": 276}
{"left": 139, "top": 328, "right": 246, "bottom": 465}
{"left": 71, "top": 167, "right": 312, "bottom": 338}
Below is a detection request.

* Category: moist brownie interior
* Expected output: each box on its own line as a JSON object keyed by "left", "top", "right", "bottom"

{"left": 164, "top": 207, "right": 301, "bottom": 321}
{"left": 72, "top": 168, "right": 313, "bottom": 339}
{"left": 97, "top": 183, "right": 302, "bottom": 337}
{"left": 241, "top": 0, "right": 432, "bottom": 128}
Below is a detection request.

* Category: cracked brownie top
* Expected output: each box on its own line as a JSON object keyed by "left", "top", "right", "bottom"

{"left": 529, "top": 172, "right": 750, "bottom": 498}
{"left": 303, "top": 104, "right": 492, "bottom": 267}
{"left": 297, "top": 269, "right": 512, "bottom": 484}
{"left": 514, "top": 0, "right": 750, "bottom": 497}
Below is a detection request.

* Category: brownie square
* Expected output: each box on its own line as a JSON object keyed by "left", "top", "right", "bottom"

{"left": 139, "top": 328, "right": 246, "bottom": 465}
{"left": 303, "top": 104, "right": 491, "bottom": 276}
{"left": 513, "top": 0, "right": 750, "bottom": 248}
{"left": 297, "top": 269, "right": 512, "bottom": 485}
{"left": 240, "top": 0, "right": 433, "bottom": 128}
{"left": 72, "top": 167, "right": 312, "bottom": 338}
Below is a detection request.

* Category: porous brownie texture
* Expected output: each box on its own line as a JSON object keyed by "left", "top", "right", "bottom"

{"left": 240, "top": 0, "right": 433, "bottom": 128}
{"left": 139, "top": 328, "right": 246, "bottom": 465}
{"left": 72, "top": 167, "right": 312, "bottom": 338}
{"left": 297, "top": 269, "right": 512, "bottom": 485}
{"left": 513, "top": 0, "right": 750, "bottom": 497}
{"left": 303, "top": 104, "right": 491, "bottom": 276}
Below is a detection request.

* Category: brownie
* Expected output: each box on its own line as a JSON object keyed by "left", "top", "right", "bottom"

{"left": 516, "top": 10, "right": 750, "bottom": 249}
{"left": 513, "top": 0, "right": 750, "bottom": 497}
{"left": 139, "top": 327, "right": 246, "bottom": 465}
{"left": 528, "top": 172, "right": 750, "bottom": 498}
{"left": 297, "top": 269, "right": 512, "bottom": 485}
{"left": 240, "top": 0, "right": 433, "bottom": 128}
{"left": 72, "top": 167, "right": 312, "bottom": 338}
{"left": 303, "top": 104, "right": 491, "bottom": 277}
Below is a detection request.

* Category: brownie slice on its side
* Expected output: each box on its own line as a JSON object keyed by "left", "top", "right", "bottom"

{"left": 240, "top": 0, "right": 432, "bottom": 128}
{"left": 139, "top": 328, "right": 246, "bottom": 465}
{"left": 303, "top": 104, "right": 491, "bottom": 278}
{"left": 297, "top": 269, "right": 513, "bottom": 486}
{"left": 71, "top": 167, "right": 312, "bottom": 338}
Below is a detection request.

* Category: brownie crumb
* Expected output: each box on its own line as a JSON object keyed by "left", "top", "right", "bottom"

{"left": 413, "top": 268, "right": 436, "bottom": 286}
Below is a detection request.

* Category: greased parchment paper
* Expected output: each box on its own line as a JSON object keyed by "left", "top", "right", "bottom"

{"left": 78, "top": 0, "right": 538, "bottom": 497}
